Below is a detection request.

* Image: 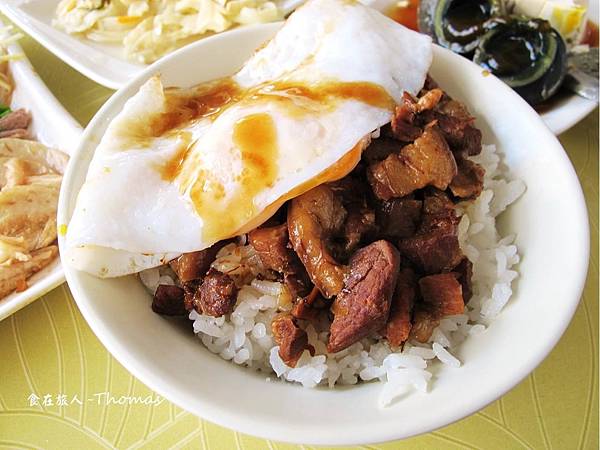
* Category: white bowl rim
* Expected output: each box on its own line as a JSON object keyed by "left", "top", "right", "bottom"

{"left": 58, "top": 22, "right": 590, "bottom": 445}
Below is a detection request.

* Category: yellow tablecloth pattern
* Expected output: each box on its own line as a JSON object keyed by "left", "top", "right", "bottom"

{"left": 0, "top": 30, "right": 597, "bottom": 450}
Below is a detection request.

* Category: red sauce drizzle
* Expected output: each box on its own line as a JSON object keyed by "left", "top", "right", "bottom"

{"left": 581, "top": 20, "right": 599, "bottom": 47}
{"left": 386, "top": 0, "right": 419, "bottom": 31}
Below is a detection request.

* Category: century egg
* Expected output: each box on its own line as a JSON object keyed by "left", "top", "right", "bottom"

{"left": 419, "top": 0, "right": 503, "bottom": 55}
{"left": 473, "top": 17, "right": 568, "bottom": 105}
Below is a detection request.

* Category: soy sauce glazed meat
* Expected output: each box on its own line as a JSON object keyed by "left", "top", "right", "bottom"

{"left": 150, "top": 83, "right": 486, "bottom": 367}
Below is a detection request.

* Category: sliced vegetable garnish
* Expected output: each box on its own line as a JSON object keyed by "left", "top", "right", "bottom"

{"left": 0, "top": 105, "right": 11, "bottom": 119}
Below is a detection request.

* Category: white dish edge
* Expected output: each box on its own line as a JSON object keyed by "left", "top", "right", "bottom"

{"left": 0, "top": 17, "right": 83, "bottom": 321}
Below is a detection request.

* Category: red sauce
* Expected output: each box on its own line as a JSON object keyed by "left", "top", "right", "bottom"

{"left": 581, "top": 20, "right": 599, "bottom": 47}
{"left": 386, "top": 0, "right": 419, "bottom": 31}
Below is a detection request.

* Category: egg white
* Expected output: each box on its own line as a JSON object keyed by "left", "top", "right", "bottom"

{"left": 65, "top": 0, "right": 432, "bottom": 277}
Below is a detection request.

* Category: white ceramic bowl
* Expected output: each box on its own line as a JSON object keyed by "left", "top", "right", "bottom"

{"left": 58, "top": 23, "right": 590, "bottom": 445}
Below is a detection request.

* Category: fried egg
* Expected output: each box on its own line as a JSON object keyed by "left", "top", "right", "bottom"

{"left": 65, "top": 0, "right": 432, "bottom": 277}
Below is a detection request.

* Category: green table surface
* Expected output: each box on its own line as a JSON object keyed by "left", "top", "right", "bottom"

{"left": 0, "top": 28, "right": 598, "bottom": 450}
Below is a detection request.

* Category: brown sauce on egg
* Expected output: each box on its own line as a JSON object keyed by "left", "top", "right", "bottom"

{"left": 160, "top": 132, "right": 193, "bottom": 182}
{"left": 232, "top": 138, "right": 366, "bottom": 236}
{"left": 188, "top": 113, "right": 279, "bottom": 242}
{"left": 156, "top": 78, "right": 394, "bottom": 241}
{"left": 257, "top": 81, "right": 395, "bottom": 111}
{"left": 159, "top": 78, "right": 393, "bottom": 181}
{"left": 153, "top": 79, "right": 241, "bottom": 137}
{"left": 157, "top": 79, "right": 393, "bottom": 142}
{"left": 233, "top": 113, "right": 279, "bottom": 186}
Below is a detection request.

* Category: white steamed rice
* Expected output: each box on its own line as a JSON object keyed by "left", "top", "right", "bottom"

{"left": 140, "top": 143, "right": 525, "bottom": 407}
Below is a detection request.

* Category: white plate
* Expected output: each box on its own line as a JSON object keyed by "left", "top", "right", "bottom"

{"left": 58, "top": 24, "right": 589, "bottom": 445}
{"left": 2, "top": 0, "right": 597, "bottom": 134}
{"left": 539, "top": 85, "right": 598, "bottom": 135}
{"left": 539, "top": 0, "right": 599, "bottom": 134}
{"left": 0, "top": 19, "right": 82, "bottom": 321}
{"left": 0, "top": 0, "right": 143, "bottom": 89}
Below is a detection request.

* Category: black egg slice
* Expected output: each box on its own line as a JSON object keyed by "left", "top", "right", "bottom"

{"left": 473, "top": 18, "right": 568, "bottom": 106}
{"left": 419, "top": 0, "right": 503, "bottom": 56}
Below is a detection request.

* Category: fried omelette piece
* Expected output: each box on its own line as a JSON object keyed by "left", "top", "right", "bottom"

{"left": 0, "top": 245, "right": 58, "bottom": 298}
{"left": 0, "top": 181, "right": 61, "bottom": 251}
{"left": 0, "top": 139, "right": 68, "bottom": 175}
{"left": 0, "top": 139, "right": 67, "bottom": 298}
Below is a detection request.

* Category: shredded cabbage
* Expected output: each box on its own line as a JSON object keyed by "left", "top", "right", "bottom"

{"left": 0, "top": 25, "right": 24, "bottom": 104}
{"left": 53, "top": 0, "right": 284, "bottom": 64}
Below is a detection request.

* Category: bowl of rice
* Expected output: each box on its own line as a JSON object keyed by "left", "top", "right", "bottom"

{"left": 58, "top": 23, "right": 590, "bottom": 445}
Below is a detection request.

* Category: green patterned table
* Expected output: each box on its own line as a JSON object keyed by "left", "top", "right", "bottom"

{"left": 0, "top": 29, "right": 597, "bottom": 450}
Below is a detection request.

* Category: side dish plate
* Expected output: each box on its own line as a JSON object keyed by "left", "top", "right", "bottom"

{"left": 0, "top": 17, "right": 82, "bottom": 321}
{"left": 0, "top": 0, "right": 143, "bottom": 89}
